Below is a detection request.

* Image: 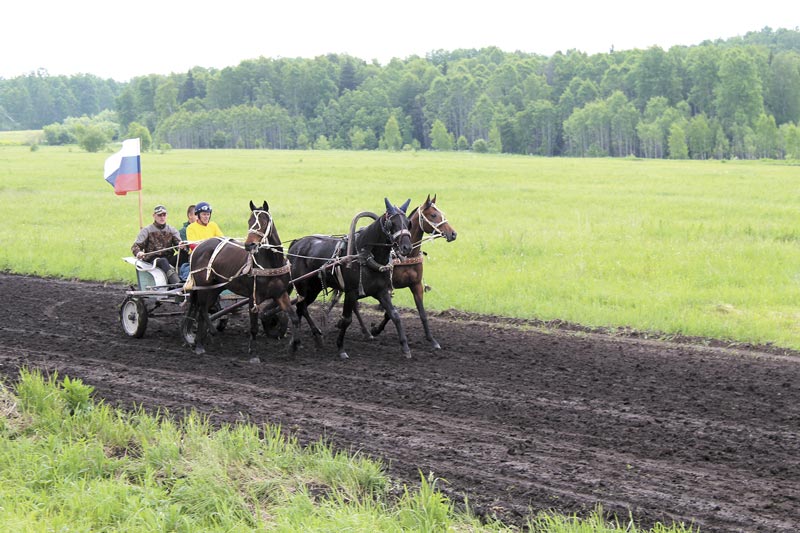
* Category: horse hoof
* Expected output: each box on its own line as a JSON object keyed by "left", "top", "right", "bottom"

{"left": 248, "top": 357, "right": 261, "bottom": 364}
{"left": 403, "top": 350, "right": 412, "bottom": 359}
{"left": 339, "top": 352, "right": 349, "bottom": 360}
{"left": 195, "top": 346, "right": 206, "bottom": 356}
{"left": 431, "top": 342, "right": 441, "bottom": 351}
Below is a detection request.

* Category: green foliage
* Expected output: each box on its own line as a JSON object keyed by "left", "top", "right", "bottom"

{"left": 488, "top": 122, "right": 503, "bottom": 153}
{"left": 126, "top": 122, "right": 152, "bottom": 151}
{"left": 528, "top": 505, "right": 698, "bottom": 532}
{"left": 430, "top": 119, "right": 453, "bottom": 151}
{"left": 6, "top": 30, "right": 800, "bottom": 159}
{"left": 77, "top": 125, "right": 109, "bottom": 152}
{"left": 313, "top": 135, "right": 331, "bottom": 150}
{"left": 382, "top": 115, "right": 402, "bottom": 151}
{"left": 667, "top": 123, "right": 688, "bottom": 159}
{"left": 4, "top": 369, "right": 552, "bottom": 532}
{"left": 472, "top": 138, "right": 489, "bottom": 153}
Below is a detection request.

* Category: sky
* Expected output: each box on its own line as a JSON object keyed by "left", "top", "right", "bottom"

{"left": 2, "top": 0, "right": 797, "bottom": 82}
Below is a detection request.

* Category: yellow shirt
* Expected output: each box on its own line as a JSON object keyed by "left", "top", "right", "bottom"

{"left": 186, "top": 221, "right": 224, "bottom": 250}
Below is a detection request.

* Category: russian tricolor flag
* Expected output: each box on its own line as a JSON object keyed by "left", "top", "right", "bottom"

{"left": 104, "top": 138, "right": 141, "bottom": 196}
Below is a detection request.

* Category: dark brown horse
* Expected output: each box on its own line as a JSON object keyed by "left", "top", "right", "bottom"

{"left": 288, "top": 198, "right": 413, "bottom": 359}
{"left": 185, "top": 200, "right": 300, "bottom": 357}
{"left": 335, "top": 194, "right": 457, "bottom": 349}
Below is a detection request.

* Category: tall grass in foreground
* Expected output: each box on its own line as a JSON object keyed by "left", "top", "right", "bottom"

{"left": 1, "top": 145, "right": 799, "bottom": 349}
{"left": 0, "top": 370, "right": 697, "bottom": 532}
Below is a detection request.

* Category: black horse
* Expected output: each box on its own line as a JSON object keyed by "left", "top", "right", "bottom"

{"left": 288, "top": 198, "right": 413, "bottom": 359}
{"left": 185, "top": 200, "right": 300, "bottom": 357}
{"left": 345, "top": 194, "right": 457, "bottom": 349}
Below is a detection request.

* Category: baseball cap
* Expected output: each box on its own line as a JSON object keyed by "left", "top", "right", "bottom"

{"left": 153, "top": 205, "right": 167, "bottom": 215}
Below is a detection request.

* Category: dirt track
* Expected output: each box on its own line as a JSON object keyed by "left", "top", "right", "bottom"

{"left": 0, "top": 272, "right": 798, "bottom": 531}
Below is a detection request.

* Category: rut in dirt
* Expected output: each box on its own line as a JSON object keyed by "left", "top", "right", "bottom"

{"left": 0, "top": 273, "right": 799, "bottom": 532}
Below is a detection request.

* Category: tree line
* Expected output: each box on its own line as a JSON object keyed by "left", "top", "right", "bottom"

{"left": 2, "top": 26, "right": 800, "bottom": 159}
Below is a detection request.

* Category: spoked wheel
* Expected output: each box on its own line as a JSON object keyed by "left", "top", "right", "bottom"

{"left": 262, "top": 311, "right": 289, "bottom": 339}
{"left": 120, "top": 296, "right": 148, "bottom": 338}
{"left": 180, "top": 302, "right": 225, "bottom": 346}
{"left": 180, "top": 304, "right": 199, "bottom": 346}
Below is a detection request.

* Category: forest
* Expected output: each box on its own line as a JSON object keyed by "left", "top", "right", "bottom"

{"left": 2, "top": 26, "right": 800, "bottom": 159}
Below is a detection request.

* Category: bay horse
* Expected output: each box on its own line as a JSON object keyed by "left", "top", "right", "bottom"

{"left": 185, "top": 200, "right": 300, "bottom": 357}
{"left": 347, "top": 194, "right": 456, "bottom": 349}
{"left": 288, "top": 198, "right": 413, "bottom": 359}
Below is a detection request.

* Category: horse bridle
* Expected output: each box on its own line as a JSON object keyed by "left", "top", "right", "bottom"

{"left": 382, "top": 212, "right": 411, "bottom": 248}
{"left": 247, "top": 209, "right": 274, "bottom": 247}
{"left": 418, "top": 203, "right": 449, "bottom": 236}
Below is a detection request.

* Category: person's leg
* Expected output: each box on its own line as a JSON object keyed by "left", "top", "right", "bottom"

{"left": 155, "top": 257, "right": 180, "bottom": 285}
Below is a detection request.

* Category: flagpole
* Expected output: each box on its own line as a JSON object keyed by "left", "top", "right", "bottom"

{"left": 138, "top": 189, "right": 144, "bottom": 229}
{"left": 136, "top": 138, "right": 143, "bottom": 229}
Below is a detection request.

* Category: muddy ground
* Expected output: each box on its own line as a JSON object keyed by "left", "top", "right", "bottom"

{"left": 0, "top": 273, "right": 798, "bottom": 532}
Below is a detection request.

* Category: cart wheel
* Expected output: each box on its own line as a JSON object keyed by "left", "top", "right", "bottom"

{"left": 120, "top": 297, "right": 148, "bottom": 338}
{"left": 181, "top": 303, "right": 226, "bottom": 346}
{"left": 180, "top": 305, "right": 199, "bottom": 346}
{"left": 262, "top": 311, "right": 289, "bottom": 339}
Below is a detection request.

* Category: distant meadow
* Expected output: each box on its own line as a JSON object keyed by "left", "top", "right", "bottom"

{"left": 2, "top": 144, "right": 800, "bottom": 350}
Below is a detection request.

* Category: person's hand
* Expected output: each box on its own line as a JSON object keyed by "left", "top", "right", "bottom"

{"left": 136, "top": 251, "right": 145, "bottom": 260}
{"left": 379, "top": 264, "right": 391, "bottom": 273}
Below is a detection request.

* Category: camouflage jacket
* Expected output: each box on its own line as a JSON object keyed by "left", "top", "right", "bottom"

{"left": 131, "top": 223, "right": 180, "bottom": 260}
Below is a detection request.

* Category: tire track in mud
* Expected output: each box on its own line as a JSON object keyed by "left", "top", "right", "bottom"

{"left": 1, "top": 273, "right": 799, "bottom": 532}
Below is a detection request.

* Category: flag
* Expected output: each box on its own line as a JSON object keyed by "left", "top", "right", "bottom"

{"left": 104, "top": 138, "right": 141, "bottom": 196}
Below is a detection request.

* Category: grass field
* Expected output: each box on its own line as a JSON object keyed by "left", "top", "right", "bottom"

{"left": 2, "top": 144, "right": 800, "bottom": 349}
{"left": 0, "top": 130, "right": 43, "bottom": 146}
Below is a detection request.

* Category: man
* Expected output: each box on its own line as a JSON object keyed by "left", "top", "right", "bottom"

{"left": 131, "top": 205, "right": 182, "bottom": 285}
{"left": 177, "top": 204, "right": 196, "bottom": 279}
{"left": 179, "top": 204, "right": 197, "bottom": 241}
{"left": 181, "top": 202, "right": 225, "bottom": 280}
{"left": 186, "top": 202, "right": 224, "bottom": 246}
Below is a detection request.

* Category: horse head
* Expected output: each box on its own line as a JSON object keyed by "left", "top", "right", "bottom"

{"left": 418, "top": 194, "right": 457, "bottom": 242}
{"left": 383, "top": 197, "right": 413, "bottom": 257}
{"left": 246, "top": 200, "right": 275, "bottom": 252}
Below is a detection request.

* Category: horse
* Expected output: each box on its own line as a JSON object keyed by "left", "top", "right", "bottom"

{"left": 344, "top": 194, "right": 457, "bottom": 350}
{"left": 185, "top": 200, "right": 300, "bottom": 357}
{"left": 288, "top": 198, "right": 413, "bottom": 359}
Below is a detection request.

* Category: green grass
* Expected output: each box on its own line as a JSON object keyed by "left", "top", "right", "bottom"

{"left": 0, "top": 370, "right": 698, "bottom": 532}
{"left": 1, "top": 145, "right": 799, "bottom": 349}
{"left": 0, "top": 129, "right": 43, "bottom": 146}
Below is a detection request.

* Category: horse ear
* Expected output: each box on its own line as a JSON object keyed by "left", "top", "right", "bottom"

{"left": 384, "top": 197, "right": 393, "bottom": 214}
{"left": 432, "top": 194, "right": 437, "bottom": 204}
{"left": 249, "top": 200, "right": 257, "bottom": 211}
{"left": 262, "top": 200, "right": 269, "bottom": 212}
{"left": 400, "top": 199, "right": 411, "bottom": 214}
{"left": 425, "top": 194, "right": 432, "bottom": 207}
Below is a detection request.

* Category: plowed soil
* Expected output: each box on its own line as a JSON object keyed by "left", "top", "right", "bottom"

{"left": 0, "top": 273, "right": 798, "bottom": 532}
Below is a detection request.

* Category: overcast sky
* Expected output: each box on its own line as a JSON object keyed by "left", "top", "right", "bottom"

{"left": 2, "top": 0, "right": 797, "bottom": 81}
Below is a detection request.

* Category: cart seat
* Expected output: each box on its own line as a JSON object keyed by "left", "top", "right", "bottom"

{"left": 123, "top": 257, "right": 168, "bottom": 289}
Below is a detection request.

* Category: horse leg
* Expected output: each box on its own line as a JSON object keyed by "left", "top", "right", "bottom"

{"left": 296, "top": 298, "right": 324, "bottom": 349}
{"left": 376, "top": 290, "right": 411, "bottom": 358}
{"left": 410, "top": 282, "right": 440, "bottom": 350}
{"left": 369, "top": 309, "right": 391, "bottom": 338}
{"left": 352, "top": 301, "right": 373, "bottom": 339}
{"left": 335, "top": 293, "right": 356, "bottom": 360}
{"left": 192, "top": 296, "right": 208, "bottom": 355}
{"left": 248, "top": 300, "right": 259, "bottom": 356}
{"left": 275, "top": 292, "right": 302, "bottom": 353}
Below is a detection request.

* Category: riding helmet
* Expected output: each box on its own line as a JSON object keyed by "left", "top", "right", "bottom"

{"left": 195, "top": 202, "right": 212, "bottom": 215}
